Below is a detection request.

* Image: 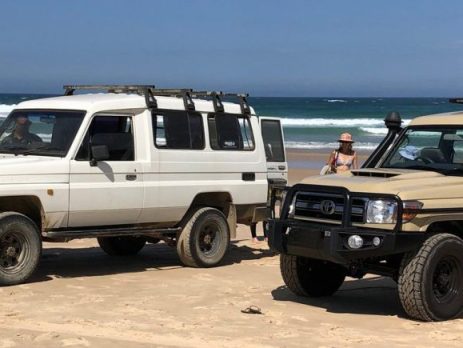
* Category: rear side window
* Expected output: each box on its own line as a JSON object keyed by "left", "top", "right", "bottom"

{"left": 153, "top": 111, "right": 204, "bottom": 149}
{"left": 208, "top": 113, "right": 254, "bottom": 151}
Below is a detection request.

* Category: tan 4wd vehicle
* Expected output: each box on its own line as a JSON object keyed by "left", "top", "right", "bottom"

{"left": 269, "top": 101, "right": 463, "bottom": 321}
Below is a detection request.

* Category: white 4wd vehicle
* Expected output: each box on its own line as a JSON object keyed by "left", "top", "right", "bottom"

{"left": 0, "top": 85, "right": 287, "bottom": 285}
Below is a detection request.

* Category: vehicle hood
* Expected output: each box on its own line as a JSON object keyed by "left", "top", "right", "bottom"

{"left": 0, "top": 155, "right": 68, "bottom": 184}
{"left": 300, "top": 168, "right": 463, "bottom": 200}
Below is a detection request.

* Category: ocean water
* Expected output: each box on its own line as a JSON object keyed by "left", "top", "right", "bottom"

{"left": 251, "top": 97, "right": 463, "bottom": 150}
{"left": 1, "top": 94, "right": 462, "bottom": 150}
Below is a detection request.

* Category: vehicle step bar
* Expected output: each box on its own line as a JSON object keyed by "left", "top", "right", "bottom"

{"left": 44, "top": 226, "right": 181, "bottom": 240}
{"left": 63, "top": 84, "right": 251, "bottom": 114}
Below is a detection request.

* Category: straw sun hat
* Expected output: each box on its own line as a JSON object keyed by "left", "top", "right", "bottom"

{"left": 338, "top": 132, "right": 354, "bottom": 143}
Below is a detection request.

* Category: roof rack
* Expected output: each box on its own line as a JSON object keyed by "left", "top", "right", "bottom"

{"left": 63, "top": 84, "right": 158, "bottom": 108}
{"left": 449, "top": 98, "right": 463, "bottom": 104}
{"left": 62, "top": 85, "right": 251, "bottom": 114}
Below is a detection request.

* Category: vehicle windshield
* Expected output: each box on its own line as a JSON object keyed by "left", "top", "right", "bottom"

{"left": 0, "top": 110, "right": 85, "bottom": 157}
{"left": 382, "top": 127, "right": 463, "bottom": 175}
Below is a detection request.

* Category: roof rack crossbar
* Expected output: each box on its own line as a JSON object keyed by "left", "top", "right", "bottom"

{"left": 223, "top": 93, "right": 251, "bottom": 114}
{"left": 189, "top": 91, "right": 251, "bottom": 114}
{"left": 147, "top": 88, "right": 195, "bottom": 110}
{"left": 206, "top": 91, "right": 224, "bottom": 112}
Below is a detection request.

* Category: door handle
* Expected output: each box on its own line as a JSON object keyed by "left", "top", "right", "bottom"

{"left": 126, "top": 174, "right": 137, "bottom": 181}
{"left": 242, "top": 172, "right": 255, "bottom": 181}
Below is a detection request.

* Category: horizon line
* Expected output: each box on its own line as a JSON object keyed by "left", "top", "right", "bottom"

{"left": 0, "top": 91, "right": 459, "bottom": 99}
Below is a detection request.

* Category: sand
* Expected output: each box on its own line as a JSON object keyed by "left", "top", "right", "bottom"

{"left": 1, "top": 149, "right": 462, "bottom": 347}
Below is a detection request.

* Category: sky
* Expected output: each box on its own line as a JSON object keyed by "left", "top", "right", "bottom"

{"left": 1, "top": 0, "right": 463, "bottom": 97}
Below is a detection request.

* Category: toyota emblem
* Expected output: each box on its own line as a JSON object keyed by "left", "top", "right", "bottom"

{"left": 320, "top": 200, "right": 336, "bottom": 215}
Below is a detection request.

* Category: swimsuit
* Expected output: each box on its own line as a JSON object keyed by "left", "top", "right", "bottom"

{"left": 335, "top": 151, "right": 355, "bottom": 169}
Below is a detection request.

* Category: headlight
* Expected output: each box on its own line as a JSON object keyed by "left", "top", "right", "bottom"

{"left": 279, "top": 190, "right": 295, "bottom": 218}
{"left": 271, "top": 188, "right": 290, "bottom": 218}
{"left": 366, "top": 199, "right": 398, "bottom": 224}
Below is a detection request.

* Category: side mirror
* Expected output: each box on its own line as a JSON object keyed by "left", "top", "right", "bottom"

{"left": 90, "top": 145, "right": 109, "bottom": 166}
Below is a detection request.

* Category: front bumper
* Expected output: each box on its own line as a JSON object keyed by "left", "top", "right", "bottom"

{"left": 268, "top": 219, "right": 425, "bottom": 264}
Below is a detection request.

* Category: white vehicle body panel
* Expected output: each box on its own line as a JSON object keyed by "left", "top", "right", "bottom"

{"left": 2, "top": 93, "right": 285, "bottom": 232}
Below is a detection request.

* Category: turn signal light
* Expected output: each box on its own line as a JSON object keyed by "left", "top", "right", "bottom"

{"left": 402, "top": 201, "right": 423, "bottom": 222}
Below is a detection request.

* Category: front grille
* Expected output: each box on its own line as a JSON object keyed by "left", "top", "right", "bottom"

{"left": 293, "top": 192, "right": 367, "bottom": 224}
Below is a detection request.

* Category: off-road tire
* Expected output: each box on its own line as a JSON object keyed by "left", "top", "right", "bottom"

{"left": 280, "top": 254, "right": 346, "bottom": 297}
{"left": 176, "top": 207, "right": 230, "bottom": 268}
{"left": 97, "top": 236, "right": 146, "bottom": 256}
{"left": 398, "top": 233, "right": 463, "bottom": 321}
{"left": 0, "top": 212, "right": 42, "bottom": 286}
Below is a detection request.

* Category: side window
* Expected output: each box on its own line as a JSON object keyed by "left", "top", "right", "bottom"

{"left": 208, "top": 113, "right": 255, "bottom": 151}
{"left": 75, "top": 115, "right": 134, "bottom": 161}
{"left": 153, "top": 111, "right": 204, "bottom": 149}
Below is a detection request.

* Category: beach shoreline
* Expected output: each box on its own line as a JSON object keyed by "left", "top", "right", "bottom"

{"left": 286, "top": 147, "right": 372, "bottom": 183}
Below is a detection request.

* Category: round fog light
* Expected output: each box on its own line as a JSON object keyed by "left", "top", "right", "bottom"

{"left": 372, "top": 236, "right": 381, "bottom": 247}
{"left": 347, "top": 235, "right": 363, "bottom": 249}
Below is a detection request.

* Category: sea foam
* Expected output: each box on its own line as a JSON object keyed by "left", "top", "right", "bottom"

{"left": 325, "top": 99, "right": 347, "bottom": 103}
{"left": 0, "top": 104, "right": 15, "bottom": 117}
{"left": 280, "top": 117, "right": 411, "bottom": 128}
{"left": 285, "top": 141, "right": 378, "bottom": 150}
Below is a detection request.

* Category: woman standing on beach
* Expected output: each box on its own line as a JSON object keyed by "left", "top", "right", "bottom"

{"left": 327, "top": 132, "right": 358, "bottom": 173}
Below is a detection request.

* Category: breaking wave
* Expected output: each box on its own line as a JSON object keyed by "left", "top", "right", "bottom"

{"left": 280, "top": 117, "right": 411, "bottom": 128}
{"left": 0, "top": 104, "right": 15, "bottom": 118}
{"left": 284, "top": 141, "right": 378, "bottom": 150}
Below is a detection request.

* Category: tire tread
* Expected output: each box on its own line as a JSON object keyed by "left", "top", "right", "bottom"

{"left": 398, "top": 233, "right": 463, "bottom": 321}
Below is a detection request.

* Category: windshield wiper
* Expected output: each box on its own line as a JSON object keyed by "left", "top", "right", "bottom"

{"left": 437, "top": 168, "right": 463, "bottom": 176}
{"left": 0, "top": 144, "right": 63, "bottom": 156}
{"left": 403, "top": 165, "right": 439, "bottom": 171}
{"left": 384, "top": 165, "right": 444, "bottom": 173}
{"left": 0, "top": 146, "right": 32, "bottom": 155}
{"left": 20, "top": 145, "right": 64, "bottom": 156}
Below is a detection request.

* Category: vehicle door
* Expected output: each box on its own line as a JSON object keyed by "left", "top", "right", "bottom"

{"left": 259, "top": 117, "right": 288, "bottom": 184}
{"left": 68, "top": 114, "right": 143, "bottom": 227}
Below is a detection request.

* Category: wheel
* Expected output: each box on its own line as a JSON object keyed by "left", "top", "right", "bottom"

{"left": 398, "top": 233, "right": 463, "bottom": 321}
{"left": 0, "top": 212, "right": 42, "bottom": 286}
{"left": 97, "top": 236, "right": 146, "bottom": 256}
{"left": 280, "top": 254, "right": 346, "bottom": 297}
{"left": 176, "top": 207, "right": 230, "bottom": 268}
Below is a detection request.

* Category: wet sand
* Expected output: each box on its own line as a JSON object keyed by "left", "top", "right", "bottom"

{"left": 1, "top": 149, "right": 462, "bottom": 347}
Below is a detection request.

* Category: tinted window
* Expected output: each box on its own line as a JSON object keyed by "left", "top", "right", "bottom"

{"left": 452, "top": 130, "right": 463, "bottom": 164}
{"left": 153, "top": 111, "right": 204, "bottom": 149}
{"left": 208, "top": 113, "right": 254, "bottom": 151}
{"left": 261, "top": 119, "right": 285, "bottom": 162}
{"left": 76, "top": 115, "right": 134, "bottom": 161}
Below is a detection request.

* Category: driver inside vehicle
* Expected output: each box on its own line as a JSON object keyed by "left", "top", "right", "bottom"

{"left": 1, "top": 116, "right": 42, "bottom": 146}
